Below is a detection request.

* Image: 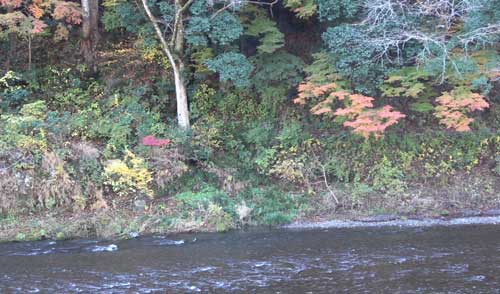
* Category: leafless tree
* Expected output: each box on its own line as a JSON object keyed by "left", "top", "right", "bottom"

{"left": 361, "top": 0, "right": 500, "bottom": 81}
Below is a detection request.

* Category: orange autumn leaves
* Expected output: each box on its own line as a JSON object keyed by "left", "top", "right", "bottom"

{"left": 1, "top": 0, "right": 81, "bottom": 34}
{"left": 294, "top": 81, "right": 405, "bottom": 138}
{"left": 294, "top": 80, "right": 490, "bottom": 136}
{"left": 0, "top": 0, "right": 22, "bottom": 8}
{"left": 435, "top": 89, "right": 489, "bottom": 132}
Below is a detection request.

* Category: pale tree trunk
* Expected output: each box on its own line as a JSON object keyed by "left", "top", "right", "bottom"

{"left": 172, "top": 0, "right": 190, "bottom": 129}
{"left": 81, "top": 0, "right": 100, "bottom": 73}
{"left": 174, "top": 61, "right": 190, "bottom": 129}
{"left": 141, "top": 0, "right": 190, "bottom": 129}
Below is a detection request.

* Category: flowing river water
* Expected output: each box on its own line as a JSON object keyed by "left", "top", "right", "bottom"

{"left": 1, "top": 223, "right": 500, "bottom": 293}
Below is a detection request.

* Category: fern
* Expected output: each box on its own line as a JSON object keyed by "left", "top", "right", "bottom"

{"left": 283, "top": 0, "right": 317, "bottom": 19}
{"left": 242, "top": 7, "right": 284, "bottom": 54}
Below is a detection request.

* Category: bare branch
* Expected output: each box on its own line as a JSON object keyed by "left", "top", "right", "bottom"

{"left": 360, "top": 0, "right": 500, "bottom": 81}
{"left": 210, "top": 0, "right": 278, "bottom": 20}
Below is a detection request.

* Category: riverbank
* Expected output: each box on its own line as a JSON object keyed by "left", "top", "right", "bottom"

{"left": 2, "top": 158, "right": 499, "bottom": 243}
{"left": 2, "top": 201, "right": 500, "bottom": 243}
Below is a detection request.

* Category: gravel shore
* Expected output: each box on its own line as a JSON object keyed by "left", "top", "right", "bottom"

{"left": 284, "top": 215, "right": 500, "bottom": 230}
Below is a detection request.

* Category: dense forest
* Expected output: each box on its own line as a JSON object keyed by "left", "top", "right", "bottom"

{"left": 0, "top": 0, "right": 499, "bottom": 241}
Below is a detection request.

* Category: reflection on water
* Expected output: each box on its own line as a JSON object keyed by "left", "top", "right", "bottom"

{"left": 1, "top": 225, "right": 499, "bottom": 293}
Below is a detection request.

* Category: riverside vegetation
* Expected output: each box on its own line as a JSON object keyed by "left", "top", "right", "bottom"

{"left": 1, "top": 0, "right": 500, "bottom": 241}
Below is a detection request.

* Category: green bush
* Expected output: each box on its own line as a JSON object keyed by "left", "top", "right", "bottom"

{"left": 175, "top": 186, "right": 233, "bottom": 211}
{"left": 239, "top": 186, "right": 306, "bottom": 225}
{"left": 174, "top": 186, "right": 235, "bottom": 231}
{"left": 370, "top": 156, "right": 407, "bottom": 195}
{"left": 0, "top": 100, "right": 48, "bottom": 156}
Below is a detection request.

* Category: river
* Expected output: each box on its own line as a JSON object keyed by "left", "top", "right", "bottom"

{"left": 1, "top": 224, "right": 499, "bottom": 293}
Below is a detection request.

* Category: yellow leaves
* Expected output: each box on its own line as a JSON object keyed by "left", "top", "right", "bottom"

{"left": 53, "top": 23, "right": 69, "bottom": 42}
{"left": 104, "top": 150, "right": 153, "bottom": 198}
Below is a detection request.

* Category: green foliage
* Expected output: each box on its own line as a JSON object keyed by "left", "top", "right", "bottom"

{"left": 464, "top": 0, "right": 500, "bottom": 43}
{"left": 239, "top": 186, "right": 306, "bottom": 225}
{"left": 317, "top": 0, "right": 362, "bottom": 21}
{"left": 208, "top": 11, "right": 243, "bottom": 46}
{"left": 495, "top": 155, "right": 500, "bottom": 177}
{"left": 255, "top": 133, "right": 317, "bottom": 185}
{"left": 283, "top": 0, "right": 317, "bottom": 19}
{"left": 2, "top": 0, "right": 500, "bottom": 237}
{"left": 206, "top": 52, "right": 254, "bottom": 88}
{"left": 322, "top": 24, "right": 385, "bottom": 93}
{"left": 190, "top": 47, "right": 215, "bottom": 75}
{"left": 215, "top": 90, "right": 261, "bottom": 121}
{"left": 251, "top": 52, "right": 305, "bottom": 89}
{"left": 70, "top": 94, "right": 168, "bottom": 156}
{"left": 189, "top": 0, "right": 210, "bottom": 15}
{"left": 190, "top": 84, "right": 217, "bottom": 120}
{"left": 242, "top": 7, "right": 284, "bottom": 54}
{"left": 369, "top": 156, "right": 407, "bottom": 195}
{"left": 380, "top": 67, "right": 437, "bottom": 115}
{"left": 380, "top": 67, "right": 433, "bottom": 99}
{"left": 0, "top": 71, "right": 31, "bottom": 111}
{"left": 250, "top": 52, "right": 305, "bottom": 118}
{"left": 303, "top": 52, "right": 341, "bottom": 84}
{"left": 175, "top": 186, "right": 232, "bottom": 210}
{"left": 185, "top": 16, "right": 211, "bottom": 46}
{"left": 102, "top": 0, "right": 144, "bottom": 33}
{"left": 0, "top": 100, "right": 48, "bottom": 155}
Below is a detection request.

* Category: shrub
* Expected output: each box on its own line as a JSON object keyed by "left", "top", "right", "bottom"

{"left": 0, "top": 100, "right": 48, "bottom": 156}
{"left": 174, "top": 187, "right": 235, "bottom": 231}
{"left": 0, "top": 71, "right": 32, "bottom": 111}
{"left": 175, "top": 186, "right": 233, "bottom": 211}
{"left": 369, "top": 156, "right": 407, "bottom": 196}
{"left": 239, "top": 187, "right": 306, "bottom": 225}
{"left": 103, "top": 150, "right": 153, "bottom": 199}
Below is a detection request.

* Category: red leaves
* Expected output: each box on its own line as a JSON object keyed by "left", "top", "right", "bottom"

{"left": 31, "top": 18, "right": 47, "bottom": 34}
{"left": 334, "top": 94, "right": 374, "bottom": 117}
{"left": 141, "top": 135, "right": 171, "bottom": 147}
{"left": 342, "top": 106, "right": 406, "bottom": 138}
{"left": 293, "top": 81, "right": 337, "bottom": 105}
{"left": 293, "top": 80, "right": 405, "bottom": 138}
{"left": 2, "top": 0, "right": 81, "bottom": 37}
{"left": 0, "top": 0, "right": 22, "bottom": 8}
{"left": 53, "top": 1, "right": 82, "bottom": 25}
{"left": 434, "top": 89, "right": 489, "bottom": 132}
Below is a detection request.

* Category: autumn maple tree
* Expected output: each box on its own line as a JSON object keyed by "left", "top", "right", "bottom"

{"left": 0, "top": 0, "right": 81, "bottom": 68}
{"left": 294, "top": 80, "right": 406, "bottom": 138}
{"left": 434, "top": 88, "right": 490, "bottom": 132}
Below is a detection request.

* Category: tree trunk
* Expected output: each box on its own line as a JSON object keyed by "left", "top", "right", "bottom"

{"left": 140, "top": 0, "right": 190, "bottom": 129}
{"left": 174, "top": 60, "right": 190, "bottom": 129}
{"left": 172, "top": 1, "right": 190, "bottom": 129}
{"left": 28, "top": 34, "right": 31, "bottom": 70}
{"left": 90, "top": 0, "right": 100, "bottom": 43}
{"left": 81, "top": 0, "right": 100, "bottom": 73}
{"left": 5, "top": 6, "right": 16, "bottom": 70}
